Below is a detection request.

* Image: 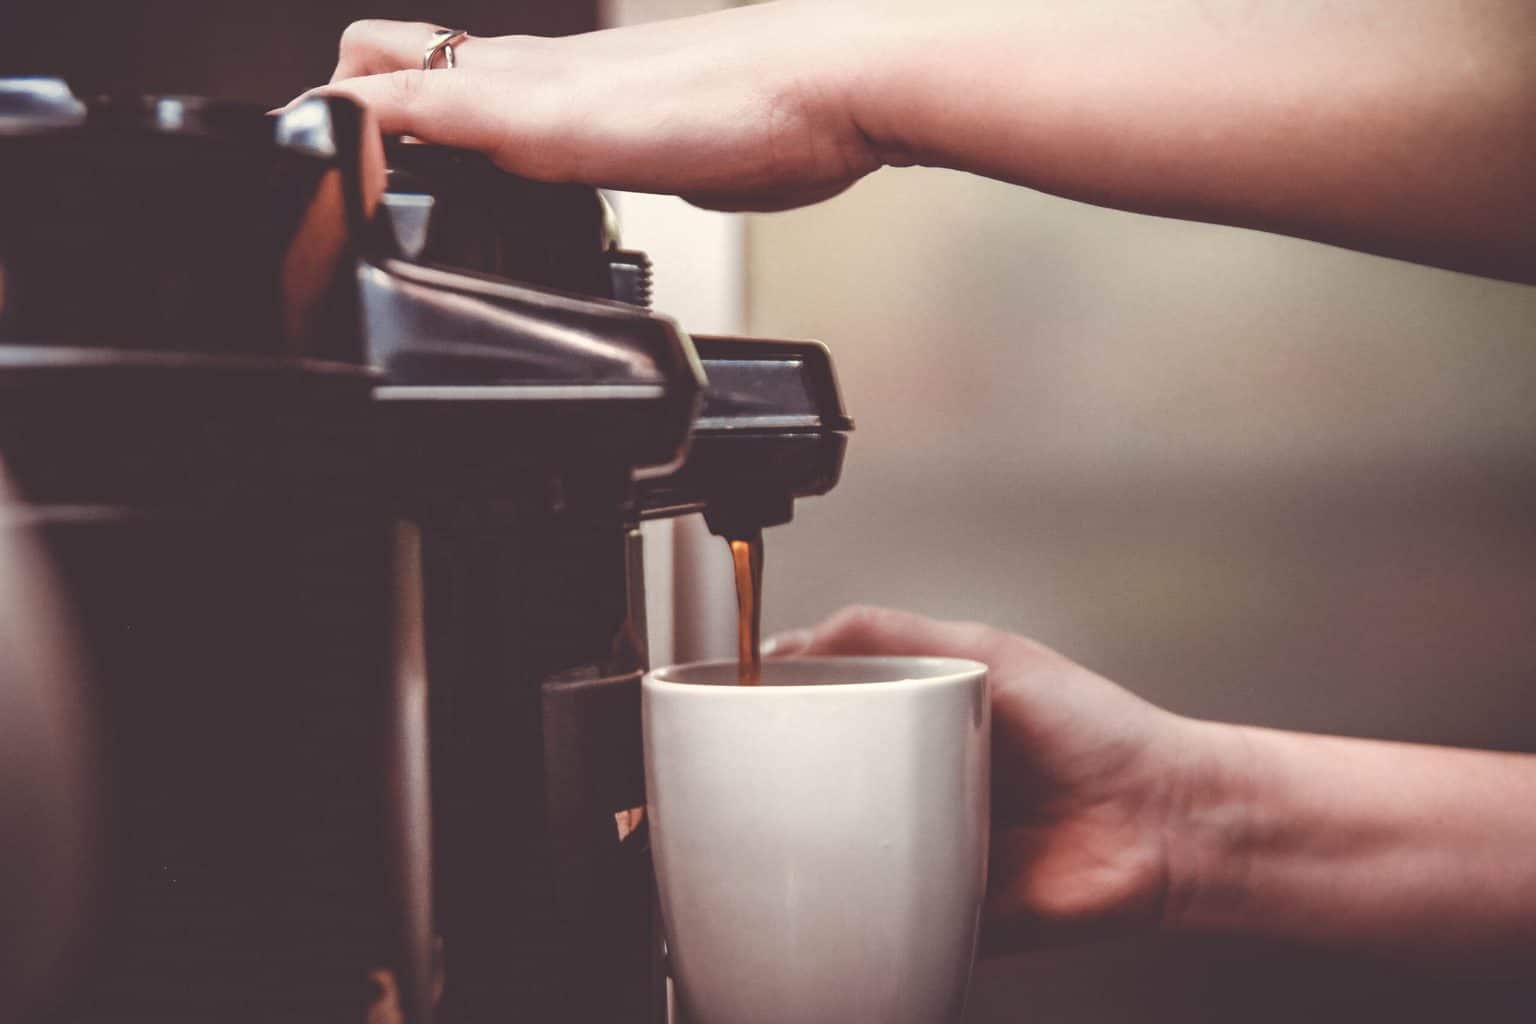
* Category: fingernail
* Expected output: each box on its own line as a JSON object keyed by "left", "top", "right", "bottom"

{"left": 270, "top": 89, "right": 320, "bottom": 116}
{"left": 762, "top": 629, "right": 812, "bottom": 658}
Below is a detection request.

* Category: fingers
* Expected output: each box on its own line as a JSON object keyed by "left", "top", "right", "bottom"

{"left": 778, "top": 605, "right": 1016, "bottom": 663}
{"left": 300, "top": 70, "right": 537, "bottom": 171}
{"left": 302, "top": 65, "right": 815, "bottom": 198}
{"left": 759, "top": 629, "right": 813, "bottom": 658}
{"left": 331, "top": 20, "right": 504, "bottom": 82}
{"left": 292, "top": 8, "right": 878, "bottom": 207}
{"left": 333, "top": 20, "right": 440, "bottom": 81}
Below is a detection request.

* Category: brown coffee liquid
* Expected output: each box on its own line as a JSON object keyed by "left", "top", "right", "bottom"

{"left": 727, "top": 531, "right": 764, "bottom": 685}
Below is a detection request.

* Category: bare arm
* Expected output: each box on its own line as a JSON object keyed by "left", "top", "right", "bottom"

{"left": 309, "top": 0, "right": 1536, "bottom": 281}
{"left": 771, "top": 607, "right": 1536, "bottom": 958}
{"left": 850, "top": 1, "right": 1536, "bottom": 282}
{"left": 1173, "top": 723, "right": 1536, "bottom": 959}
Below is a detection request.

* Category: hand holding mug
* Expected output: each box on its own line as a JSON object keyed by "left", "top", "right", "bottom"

{"left": 767, "top": 606, "right": 1214, "bottom": 955}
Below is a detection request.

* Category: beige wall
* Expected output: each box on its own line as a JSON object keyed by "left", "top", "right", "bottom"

{"left": 746, "top": 167, "right": 1536, "bottom": 1020}
{"left": 605, "top": 1, "right": 1536, "bottom": 1018}
{"left": 750, "top": 164, "right": 1536, "bottom": 728}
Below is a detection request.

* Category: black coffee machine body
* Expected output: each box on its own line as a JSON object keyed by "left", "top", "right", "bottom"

{"left": 0, "top": 80, "right": 850, "bottom": 1023}
{"left": 372, "top": 143, "right": 697, "bottom": 1024}
{"left": 0, "top": 81, "right": 448, "bottom": 1023}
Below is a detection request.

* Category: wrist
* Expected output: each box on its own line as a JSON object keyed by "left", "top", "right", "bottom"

{"left": 826, "top": 0, "right": 948, "bottom": 169}
{"left": 1158, "top": 719, "right": 1263, "bottom": 937}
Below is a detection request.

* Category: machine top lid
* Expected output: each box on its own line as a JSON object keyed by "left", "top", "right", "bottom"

{"left": 0, "top": 78, "right": 85, "bottom": 130}
{"left": 0, "top": 77, "right": 356, "bottom": 161}
{"left": 0, "top": 80, "right": 701, "bottom": 412}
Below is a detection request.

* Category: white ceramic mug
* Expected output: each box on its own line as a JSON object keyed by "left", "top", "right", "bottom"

{"left": 643, "top": 656, "right": 989, "bottom": 1024}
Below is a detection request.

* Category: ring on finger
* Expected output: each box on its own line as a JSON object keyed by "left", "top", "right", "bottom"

{"left": 423, "top": 28, "right": 470, "bottom": 70}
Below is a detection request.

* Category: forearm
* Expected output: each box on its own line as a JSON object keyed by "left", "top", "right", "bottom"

{"left": 846, "top": 0, "right": 1536, "bottom": 282}
{"left": 1168, "top": 721, "right": 1536, "bottom": 958}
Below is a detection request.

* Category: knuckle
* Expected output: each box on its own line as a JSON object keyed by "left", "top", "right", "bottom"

{"left": 384, "top": 68, "right": 428, "bottom": 110}
{"left": 999, "top": 631, "right": 1058, "bottom": 666}
{"left": 756, "top": 71, "right": 871, "bottom": 194}
{"left": 952, "top": 620, "right": 1003, "bottom": 648}
{"left": 823, "top": 604, "right": 898, "bottom": 641}
{"left": 756, "top": 84, "right": 812, "bottom": 182}
{"left": 339, "top": 19, "right": 386, "bottom": 51}
{"left": 946, "top": 619, "right": 1039, "bottom": 666}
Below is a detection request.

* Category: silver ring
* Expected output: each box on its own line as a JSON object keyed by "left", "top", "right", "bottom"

{"left": 423, "top": 28, "right": 469, "bottom": 71}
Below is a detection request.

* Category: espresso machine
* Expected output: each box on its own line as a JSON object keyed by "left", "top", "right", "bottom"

{"left": 0, "top": 79, "right": 850, "bottom": 1023}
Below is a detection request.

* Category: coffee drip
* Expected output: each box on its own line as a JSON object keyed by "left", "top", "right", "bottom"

{"left": 727, "top": 531, "right": 764, "bottom": 685}
{"left": 635, "top": 336, "right": 851, "bottom": 689}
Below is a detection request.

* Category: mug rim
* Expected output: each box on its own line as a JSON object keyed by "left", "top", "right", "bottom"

{"left": 644, "top": 655, "right": 986, "bottom": 694}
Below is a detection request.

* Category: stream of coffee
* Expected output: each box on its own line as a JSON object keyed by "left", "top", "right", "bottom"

{"left": 727, "top": 531, "right": 764, "bottom": 685}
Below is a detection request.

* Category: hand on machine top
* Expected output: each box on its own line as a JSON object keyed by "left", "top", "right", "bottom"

{"left": 297, "top": 1, "right": 1536, "bottom": 280}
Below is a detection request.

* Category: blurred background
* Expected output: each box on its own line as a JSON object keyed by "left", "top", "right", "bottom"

{"left": 742, "top": 158, "right": 1536, "bottom": 1024}
{"left": 612, "top": 1, "right": 1536, "bottom": 1020}
{"left": 7, "top": 0, "right": 1536, "bottom": 1017}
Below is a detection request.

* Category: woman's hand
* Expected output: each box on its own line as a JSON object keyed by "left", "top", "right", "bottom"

{"left": 771, "top": 605, "right": 1536, "bottom": 961}
{"left": 294, "top": 5, "right": 886, "bottom": 211}
{"left": 300, "top": 1, "right": 1536, "bottom": 279}
{"left": 765, "top": 605, "right": 1226, "bottom": 954}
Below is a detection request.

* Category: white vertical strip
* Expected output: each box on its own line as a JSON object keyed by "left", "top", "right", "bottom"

{"left": 608, "top": 189, "right": 745, "bottom": 665}
{"left": 638, "top": 519, "right": 675, "bottom": 668}
{"left": 601, "top": 0, "right": 747, "bottom": 668}
{"left": 605, "top": 193, "right": 745, "bottom": 333}
{"left": 612, "top": 188, "right": 745, "bottom": 664}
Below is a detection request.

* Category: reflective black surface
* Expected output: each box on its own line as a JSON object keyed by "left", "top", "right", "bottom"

{"left": 0, "top": 82, "right": 381, "bottom": 368}
{"left": 0, "top": 467, "right": 93, "bottom": 1024}
{"left": 0, "top": 78, "right": 851, "bottom": 1024}
{"left": 0, "top": 82, "right": 421, "bottom": 1024}
{"left": 638, "top": 337, "right": 852, "bottom": 535}
{"left": 0, "top": 1, "right": 597, "bottom": 105}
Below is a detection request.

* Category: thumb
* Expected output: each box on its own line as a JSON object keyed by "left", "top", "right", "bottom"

{"left": 768, "top": 605, "right": 1012, "bottom": 662}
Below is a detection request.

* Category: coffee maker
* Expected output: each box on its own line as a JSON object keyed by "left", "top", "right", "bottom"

{"left": 0, "top": 79, "right": 850, "bottom": 1023}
